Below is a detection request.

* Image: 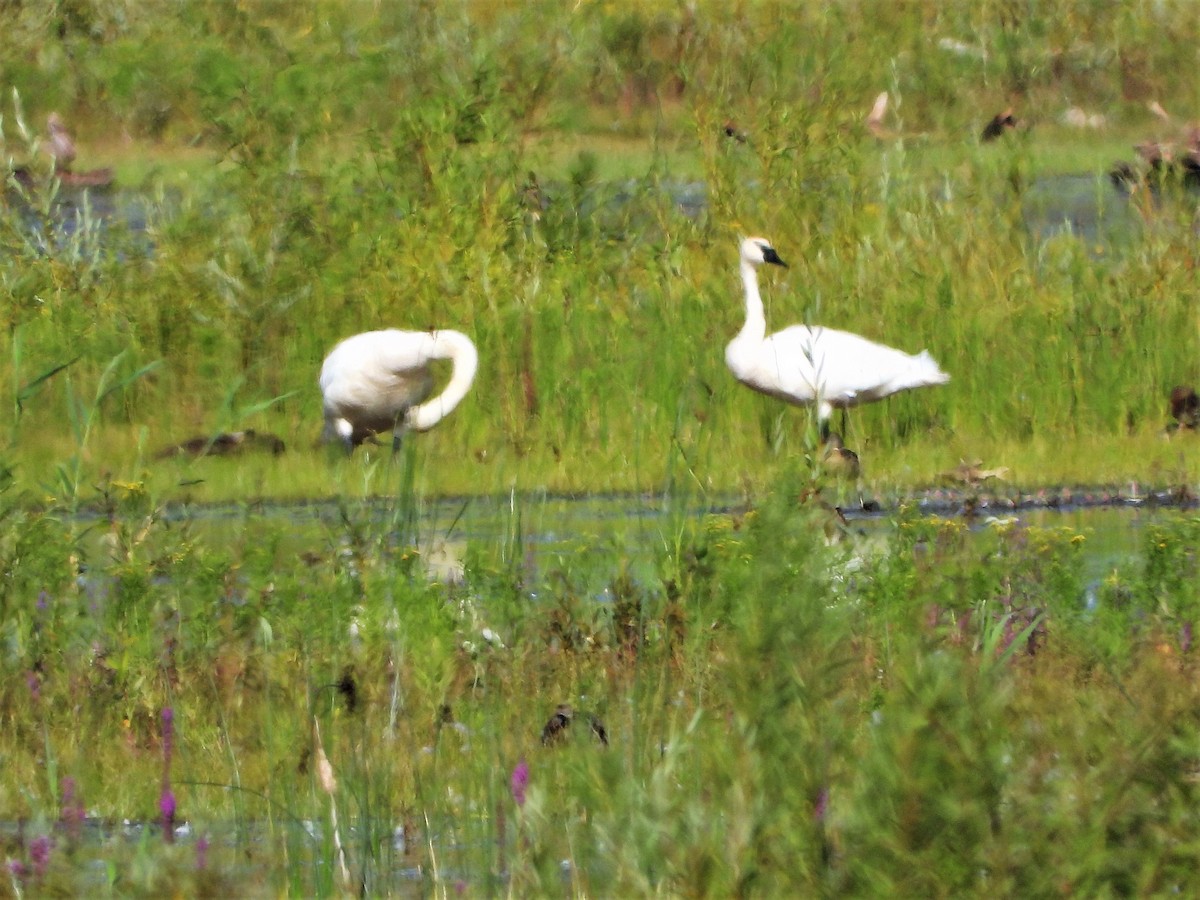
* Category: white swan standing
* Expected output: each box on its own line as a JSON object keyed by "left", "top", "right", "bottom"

{"left": 319, "top": 328, "right": 478, "bottom": 452}
{"left": 726, "top": 236, "right": 949, "bottom": 436}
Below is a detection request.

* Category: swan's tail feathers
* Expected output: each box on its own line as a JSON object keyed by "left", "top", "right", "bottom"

{"left": 914, "top": 350, "right": 951, "bottom": 386}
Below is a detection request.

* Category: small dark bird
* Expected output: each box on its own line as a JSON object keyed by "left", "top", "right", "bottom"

{"left": 155, "top": 429, "right": 286, "bottom": 459}
{"left": 336, "top": 669, "right": 358, "bottom": 713}
{"left": 1136, "top": 140, "right": 1172, "bottom": 170}
{"left": 1135, "top": 138, "right": 1200, "bottom": 187}
{"left": 1168, "top": 385, "right": 1200, "bottom": 432}
{"left": 981, "top": 108, "right": 1017, "bottom": 142}
{"left": 589, "top": 714, "right": 609, "bottom": 746}
{"left": 520, "top": 171, "right": 547, "bottom": 221}
{"left": 821, "top": 431, "right": 861, "bottom": 479}
{"left": 1141, "top": 102, "right": 1200, "bottom": 172}
{"left": 1109, "top": 161, "right": 1140, "bottom": 193}
{"left": 8, "top": 166, "right": 35, "bottom": 191}
{"left": 541, "top": 704, "right": 608, "bottom": 747}
{"left": 722, "top": 120, "right": 748, "bottom": 143}
{"left": 940, "top": 459, "right": 1010, "bottom": 486}
{"left": 541, "top": 704, "right": 572, "bottom": 745}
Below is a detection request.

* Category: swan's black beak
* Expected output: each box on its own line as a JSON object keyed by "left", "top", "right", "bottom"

{"left": 763, "top": 247, "right": 788, "bottom": 268}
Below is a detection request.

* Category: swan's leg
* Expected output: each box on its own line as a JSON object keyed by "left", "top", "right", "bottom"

{"left": 332, "top": 418, "right": 355, "bottom": 455}
{"left": 391, "top": 420, "right": 411, "bottom": 455}
{"left": 817, "top": 400, "right": 835, "bottom": 442}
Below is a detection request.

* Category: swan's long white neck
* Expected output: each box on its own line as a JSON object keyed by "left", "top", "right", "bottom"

{"left": 736, "top": 257, "right": 767, "bottom": 346}
{"left": 405, "top": 330, "right": 479, "bottom": 431}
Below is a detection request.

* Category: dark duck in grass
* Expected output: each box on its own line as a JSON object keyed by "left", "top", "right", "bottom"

{"left": 1112, "top": 102, "right": 1200, "bottom": 193}
{"left": 156, "top": 429, "right": 286, "bottom": 459}
{"left": 980, "top": 108, "right": 1018, "bottom": 142}
{"left": 1167, "top": 385, "right": 1200, "bottom": 433}
{"left": 821, "top": 431, "right": 861, "bottom": 480}
{"left": 541, "top": 704, "right": 608, "bottom": 747}
{"left": 940, "top": 459, "right": 1010, "bottom": 486}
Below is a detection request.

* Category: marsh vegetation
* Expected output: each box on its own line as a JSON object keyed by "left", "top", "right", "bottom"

{"left": 3, "top": 0, "right": 1200, "bottom": 894}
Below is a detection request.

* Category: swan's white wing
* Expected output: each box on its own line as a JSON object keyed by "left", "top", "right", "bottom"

{"left": 761, "top": 326, "right": 947, "bottom": 408}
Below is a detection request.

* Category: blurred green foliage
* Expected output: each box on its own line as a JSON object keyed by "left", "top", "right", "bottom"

{"left": 0, "top": 471, "right": 1198, "bottom": 892}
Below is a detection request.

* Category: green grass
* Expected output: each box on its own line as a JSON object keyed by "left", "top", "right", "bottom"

{"left": 4, "top": 2, "right": 1200, "bottom": 891}
{"left": 7, "top": 103, "right": 1200, "bottom": 506}
{"left": 2, "top": 470, "right": 1200, "bottom": 894}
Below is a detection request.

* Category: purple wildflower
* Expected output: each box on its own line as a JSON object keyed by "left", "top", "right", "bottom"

{"left": 29, "top": 835, "right": 52, "bottom": 877}
{"left": 160, "top": 788, "right": 177, "bottom": 843}
{"left": 36, "top": 590, "right": 50, "bottom": 613}
{"left": 161, "top": 707, "right": 176, "bottom": 842}
{"left": 510, "top": 758, "right": 530, "bottom": 808}
{"left": 59, "top": 777, "right": 84, "bottom": 842}
{"left": 813, "top": 786, "right": 830, "bottom": 823}
{"left": 1182, "top": 621, "right": 1194, "bottom": 654}
{"left": 161, "top": 707, "right": 174, "bottom": 762}
{"left": 196, "top": 834, "right": 210, "bottom": 871}
{"left": 8, "top": 860, "right": 27, "bottom": 881}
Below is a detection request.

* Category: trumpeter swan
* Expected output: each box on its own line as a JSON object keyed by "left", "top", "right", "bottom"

{"left": 319, "top": 328, "right": 478, "bottom": 452}
{"left": 726, "top": 237, "right": 949, "bottom": 435}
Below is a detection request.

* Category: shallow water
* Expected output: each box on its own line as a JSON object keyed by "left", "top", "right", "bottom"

{"left": 1020, "top": 173, "right": 1144, "bottom": 249}
{"left": 2, "top": 179, "right": 164, "bottom": 260}
{"left": 73, "top": 487, "right": 1172, "bottom": 595}
{"left": 6, "top": 169, "right": 1178, "bottom": 258}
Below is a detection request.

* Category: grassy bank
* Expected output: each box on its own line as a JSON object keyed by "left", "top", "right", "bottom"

{"left": 1, "top": 1, "right": 1199, "bottom": 506}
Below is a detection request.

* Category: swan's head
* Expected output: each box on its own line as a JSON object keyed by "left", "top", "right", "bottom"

{"left": 740, "top": 237, "right": 788, "bottom": 268}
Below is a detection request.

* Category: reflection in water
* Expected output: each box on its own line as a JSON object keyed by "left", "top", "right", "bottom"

{"left": 420, "top": 537, "right": 466, "bottom": 585}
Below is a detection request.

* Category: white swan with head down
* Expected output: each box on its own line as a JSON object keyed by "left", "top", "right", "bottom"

{"left": 726, "top": 236, "right": 949, "bottom": 431}
{"left": 319, "top": 328, "right": 478, "bottom": 452}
